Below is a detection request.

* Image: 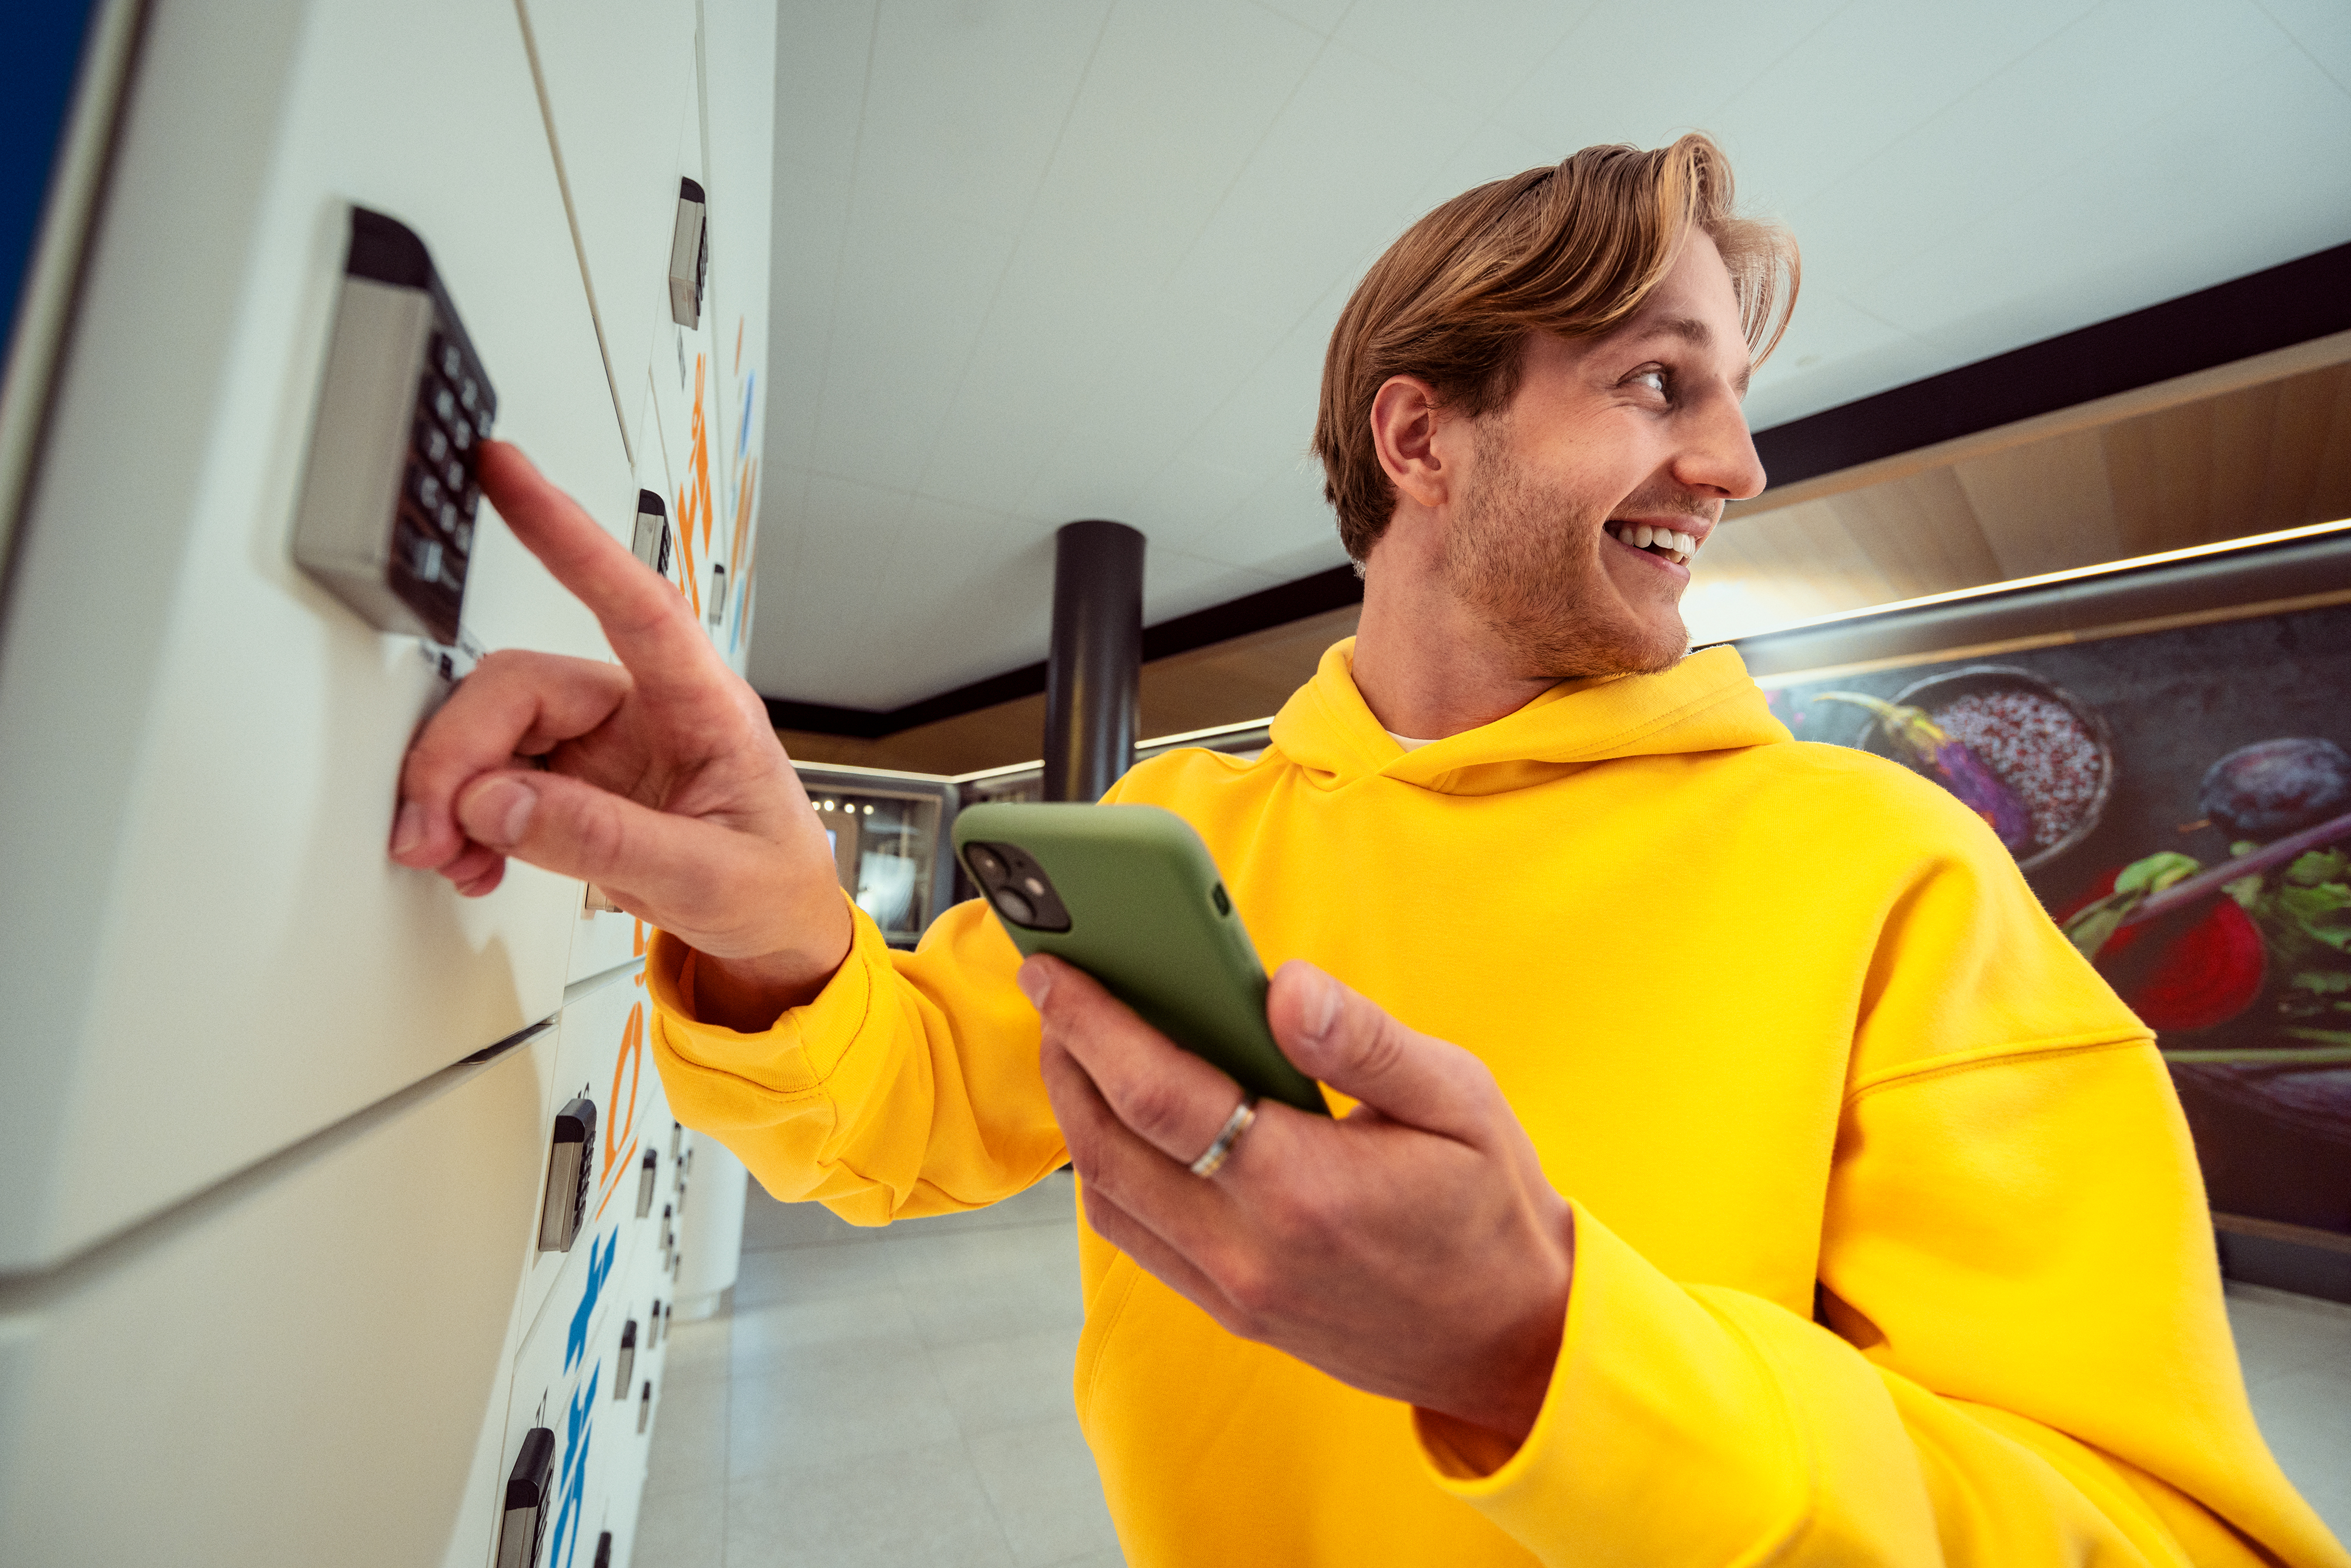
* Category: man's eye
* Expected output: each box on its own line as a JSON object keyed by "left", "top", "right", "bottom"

{"left": 1632, "top": 369, "right": 1669, "bottom": 396}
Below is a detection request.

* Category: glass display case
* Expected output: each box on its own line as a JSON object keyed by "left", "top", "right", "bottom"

{"left": 793, "top": 763, "right": 960, "bottom": 949}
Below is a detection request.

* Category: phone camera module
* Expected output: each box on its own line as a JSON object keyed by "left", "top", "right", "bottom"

{"left": 991, "top": 887, "right": 1036, "bottom": 925}
{"left": 964, "top": 840, "right": 1071, "bottom": 932}
{"left": 966, "top": 846, "right": 1005, "bottom": 882}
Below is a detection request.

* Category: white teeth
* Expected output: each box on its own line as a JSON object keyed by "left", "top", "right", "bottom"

{"left": 1675, "top": 530, "right": 1696, "bottom": 555}
{"left": 1632, "top": 524, "right": 1655, "bottom": 548}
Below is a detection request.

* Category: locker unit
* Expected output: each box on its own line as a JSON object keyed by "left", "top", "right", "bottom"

{"left": 511, "top": 963, "right": 672, "bottom": 1345}
{"left": 516, "top": 0, "right": 704, "bottom": 473}
{"left": 0, "top": 0, "right": 634, "bottom": 1271}
{"left": 0, "top": 1041, "right": 550, "bottom": 1567}
{"left": 0, "top": 0, "right": 772, "bottom": 1557}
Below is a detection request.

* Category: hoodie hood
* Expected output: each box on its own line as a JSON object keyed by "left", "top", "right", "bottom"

{"left": 1267, "top": 638, "right": 1790, "bottom": 795}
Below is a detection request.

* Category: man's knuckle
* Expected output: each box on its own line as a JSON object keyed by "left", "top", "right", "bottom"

{"left": 573, "top": 793, "right": 631, "bottom": 872}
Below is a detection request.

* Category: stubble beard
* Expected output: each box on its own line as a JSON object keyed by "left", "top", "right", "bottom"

{"left": 1436, "top": 418, "right": 1690, "bottom": 681}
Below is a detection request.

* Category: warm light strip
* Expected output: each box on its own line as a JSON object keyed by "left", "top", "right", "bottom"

{"left": 927, "top": 520, "right": 2351, "bottom": 787}
{"left": 1711, "top": 516, "right": 2351, "bottom": 646}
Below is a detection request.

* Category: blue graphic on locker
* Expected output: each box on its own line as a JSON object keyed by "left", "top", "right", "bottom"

{"left": 552, "top": 1363, "right": 600, "bottom": 1568}
{"left": 565, "top": 1228, "right": 618, "bottom": 1374}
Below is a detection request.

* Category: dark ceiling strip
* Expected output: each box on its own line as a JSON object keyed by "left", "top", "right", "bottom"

{"left": 1751, "top": 240, "right": 2351, "bottom": 489}
{"left": 767, "top": 242, "right": 2351, "bottom": 740}
{"left": 765, "top": 564, "right": 1366, "bottom": 737}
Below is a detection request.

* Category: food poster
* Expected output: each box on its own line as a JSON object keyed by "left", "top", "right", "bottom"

{"left": 1759, "top": 602, "right": 2351, "bottom": 1237}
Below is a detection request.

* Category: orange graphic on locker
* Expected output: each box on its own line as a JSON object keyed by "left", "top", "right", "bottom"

{"left": 593, "top": 1001, "right": 645, "bottom": 1222}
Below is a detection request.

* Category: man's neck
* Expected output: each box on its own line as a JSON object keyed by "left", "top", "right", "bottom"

{"left": 1348, "top": 532, "right": 1562, "bottom": 741}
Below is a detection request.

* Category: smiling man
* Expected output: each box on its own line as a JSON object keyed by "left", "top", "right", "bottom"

{"left": 393, "top": 138, "right": 2346, "bottom": 1564}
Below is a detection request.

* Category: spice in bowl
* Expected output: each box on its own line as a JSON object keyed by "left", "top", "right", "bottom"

{"left": 1931, "top": 688, "right": 2104, "bottom": 850}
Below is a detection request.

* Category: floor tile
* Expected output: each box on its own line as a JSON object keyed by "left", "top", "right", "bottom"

{"left": 887, "top": 1225, "right": 1087, "bottom": 1348}
{"left": 729, "top": 1331, "right": 961, "bottom": 1476}
{"left": 2243, "top": 1353, "right": 2351, "bottom": 1543}
{"left": 635, "top": 1482, "right": 726, "bottom": 1568}
{"left": 645, "top": 1373, "right": 731, "bottom": 1497}
{"left": 742, "top": 1189, "right": 890, "bottom": 1252}
{"left": 734, "top": 1238, "right": 908, "bottom": 1310}
{"left": 725, "top": 1440, "right": 1017, "bottom": 1568}
{"left": 731, "top": 1287, "right": 920, "bottom": 1379}
{"left": 660, "top": 1313, "right": 735, "bottom": 1389}
{"left": 2226, "top": 1283, "right": 2351, "bottom": 1387}
{"left": 966, "top": 1415, "right": 1124, "bottom": 1568}
{"left": 929, "top": 1326, "right": 1083, "bottom": 1438}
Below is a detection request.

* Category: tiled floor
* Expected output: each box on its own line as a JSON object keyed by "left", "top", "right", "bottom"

{"left": 639, "top": 1182, "right": 2351, "bottom": 1565}
{"left": 637, "top": 1169, "right": 1122, "bottom": 1568}
{"left": 2229, "top": 1281, "right": 2351, "bottom": 1541}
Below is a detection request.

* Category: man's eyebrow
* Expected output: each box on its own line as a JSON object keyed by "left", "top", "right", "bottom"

{"left": 1627, "top": 314, "right": 1753, "bottom": 397}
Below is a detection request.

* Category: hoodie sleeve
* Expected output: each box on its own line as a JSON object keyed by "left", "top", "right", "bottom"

{"left": 644, "top": 891, "right": 1067, "bottom": 1224}
{"left": 1419, "top": 812, "right": 2349, "bottom": 1567}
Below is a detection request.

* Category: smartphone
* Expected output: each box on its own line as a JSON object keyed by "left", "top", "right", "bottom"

{"left": 953, "top": 803, "right": 1329, "bottom": 1116}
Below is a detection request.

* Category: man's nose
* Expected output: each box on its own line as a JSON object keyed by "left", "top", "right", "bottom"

{"left": 1676, "top": 389, "right": 1767, "bottom": 501}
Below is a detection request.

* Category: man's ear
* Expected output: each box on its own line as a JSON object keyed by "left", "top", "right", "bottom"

{"left": 1370, "top": 375, "right": 1451, "bottom": 511}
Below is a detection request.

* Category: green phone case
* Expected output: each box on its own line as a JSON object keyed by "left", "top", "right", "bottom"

{"left": 953, "top": 802, "right": 1329, "bottom": 1116}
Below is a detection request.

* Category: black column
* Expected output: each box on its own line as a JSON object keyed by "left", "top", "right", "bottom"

{"left": 1043, "top": 520, "right": 1144, "bottom": 803}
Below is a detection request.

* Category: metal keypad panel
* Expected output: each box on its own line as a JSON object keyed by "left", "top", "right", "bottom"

{"left": 396, "top": 321, "right": 495, "bottom": 641}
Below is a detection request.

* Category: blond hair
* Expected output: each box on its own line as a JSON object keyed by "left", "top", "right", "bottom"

{"left": 1312, "top": 134, "right": 1797, "bottom": 561}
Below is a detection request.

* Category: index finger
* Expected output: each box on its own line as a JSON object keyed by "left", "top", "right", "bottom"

{"left": 477, "top": 440, "right": 715, "bottom": 690}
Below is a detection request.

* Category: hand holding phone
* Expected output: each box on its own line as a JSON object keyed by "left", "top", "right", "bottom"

{"left": 953, "top": 803, "right": 1329, "bottom": 1115}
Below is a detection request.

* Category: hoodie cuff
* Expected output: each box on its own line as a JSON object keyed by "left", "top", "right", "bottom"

{"left": 647, "top": 889, "right": 885, "bottom": 1093}
{"left": 1412, "top": 1204, "right": 1810, "bottom": 1561}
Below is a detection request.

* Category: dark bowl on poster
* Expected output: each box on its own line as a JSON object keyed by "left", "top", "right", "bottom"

{"left": 1856, "top": 665, "right": 2116, "bottom": 873}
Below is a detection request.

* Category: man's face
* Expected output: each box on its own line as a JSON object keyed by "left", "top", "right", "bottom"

{"left": 1436, "top": 232, "right": 1767, "bottom": 678}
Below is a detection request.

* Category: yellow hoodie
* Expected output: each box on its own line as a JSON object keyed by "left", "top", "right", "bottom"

{"left": 651, "top": 641, "right": 2347, "bottom": 1567}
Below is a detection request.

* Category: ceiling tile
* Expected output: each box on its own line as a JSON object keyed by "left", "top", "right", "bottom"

{"left": 1713, "top": 0, "right": 2101, "bottom": 216}
{"left": 1491, "top": 0, "right": 1850, "bottom": 157}
{"left": 773, "top": 0, "right": 875, "bottom": 173}
{"left": 807, "top": 207, "right": 1017, "bottom": 485}
{"left": 1183, "top": 460, "right": 1343, "bottom": 572}
{"left": 1782, "top": 0, "right": 2289, "bottom": 296}
{"left": 2252, "top": 0, "right": 2351, "bottom": 94}
{"left": 1848, "top": 45, "right": 2351, "bottom": 364}
{"left": 1251, "top": 0, "right": 1354, "bottom": 37}
{"left": 1163, "top": 43, "right": 1486, "bottom": 336}
{"left": 850, "top": 0, "right": 1114, "bottom": 240}
{"left": 1143, "top": 547, "right": 1282, "bottom": 624}
{"left": 1742, "top": 294, "right": 1932, "bottom": 430}
{"left": 1332, "top": 0, "right": 1596, "bottom": 110}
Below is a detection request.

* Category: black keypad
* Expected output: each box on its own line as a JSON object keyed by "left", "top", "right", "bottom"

{"left": 389, "top": 319, "right": 495, "bottom": 641}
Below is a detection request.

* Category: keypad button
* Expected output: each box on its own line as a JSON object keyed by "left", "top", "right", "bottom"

{"left": 462, "top": 481, "right": 480, "bottom": 517}
{"left": 440, "top": 342, "right": 461, "bottom": 380}
{"left": 417, "top": 473, "right": 443, "bottom": 511}
{"left": 432, "top": 386, "right": 457, "bottom": 423}
{"left": 473, "top": 407, "right": 492, "bottom": 438}
{"left": 421, "top": 425, "right": 449, "bottom": 465}
{"left": 454, "top": 521, "right": 473, "bottom": 553}
{"left": 440, "top": 500, "right": 459, "bottom": 534}
{"left": 450, "top": 419, "right": 471, "bottom": 452}
{"left": 459, "top": 379, "right": 478, "bottom": 411}
{"left": 413, "top": 537, "right": 443, "bottom": 582}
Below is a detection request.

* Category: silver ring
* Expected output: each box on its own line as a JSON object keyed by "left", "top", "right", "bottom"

{"left": 1188, "top": 1097, "right": 1257, "bottom": 1178}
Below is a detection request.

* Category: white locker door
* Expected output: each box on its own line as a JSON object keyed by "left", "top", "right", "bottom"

{"left": 511, "top": 966, "right": 670, "bottom": 1344}
{"left": 0, "top": 1041, "right": 547, "bottom": 1568}
{"left": 516, "top": 0, "right": 702, "bottom": 472}
{"left": 0, "top": 0, "right": 635, "bottom": 1271}
{"left": 491, "top": 1152, "right": 642, "bottom": 1568}
{"left": 696, "top": 0, "right": 779, "bottom": 676}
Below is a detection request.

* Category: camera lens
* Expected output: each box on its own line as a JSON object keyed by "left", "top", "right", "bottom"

{"left": 992, "top": 887, "right": 1035, "bottom": 925}
{"left": 966, "top": 846, "right": 1004, "bottom": 882}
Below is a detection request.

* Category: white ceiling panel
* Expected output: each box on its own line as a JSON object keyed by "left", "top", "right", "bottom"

{"left": 1846, "top": 45, "right": 2351, "bottom": 363}
{"left": 751, "top": 0, "right": 2351, "bottom": 710}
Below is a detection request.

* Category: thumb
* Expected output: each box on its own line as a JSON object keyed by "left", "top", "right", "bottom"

{"left": 454, "top": 769, "right": 759, "bottom": 924}
{"left": 1265, "top": 960, "right": 1496, "bottom": 1140}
